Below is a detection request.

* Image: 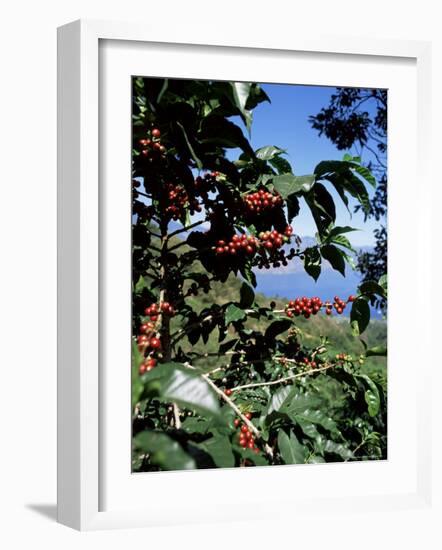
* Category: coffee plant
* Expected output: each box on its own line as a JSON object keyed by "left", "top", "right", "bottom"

{"left": 131, "top": 78, "right": 387, "bottom": 471}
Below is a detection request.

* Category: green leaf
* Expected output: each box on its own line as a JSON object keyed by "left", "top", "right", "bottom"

{"left": 342, "top": 153, "right": 361, "bottom": 163}
{"left": 350, "top": 297, "right": 371, "bottom": 335}
{"left": 278, "top": 430, "right": 308, "bottom": 464}
{"left": 235, "top": 446, "right": 268, "bottom": 466}
{"left": 239, "top": 281, "right": 255, "bottom": 309}
{"left": 294, "top": 417, "right": 321, "bottom": 439}
{"left": 329, "top": 234, "right": 356, "bottom": 253}
{"left": 255, "top": 145, "right": 285, "bottom": 160}
{"left": 134, "top": 431, "right": 196, "bottom": 470}
{"left": 143, "top": 363, "right": 221, "bottom": 419}
{"left": 293, "top": 409, "right": 339, "bottom": 435}
{"left": 264, "top": 319, "right": 292, "bottom": 340}
{"left": 200, "top": 116, "right": 254, "bottom": 156}
{"left": 194, "top": 435, "right": 235, "bottom": 468}
{"left": 176, "top": 121, "right": 202, "bottom": 169}
{"left": 365, "top": 345, "right": 387, "bottom": 357}
{"left": 357, "top": 374, "right": 381, "bottom": 416}
{"left": 358, "top": 280, "right": 387, "bottom": 299}
{"left": 225, "top": 303, "right": 247, "bottom": 324}
{"left": 181, "top": 416, "right": 211, "bottom": 434}
{"left": 304, "top": 247, "right": 322, "bottom": 281}
{"left": 269, "top": 155, "right": 292, "bottom": 175}
{"left": 322, "top": 439, "right": 354, "bottom": 460}
{"left": 321, "top": 244, "right": 346, "bottom": 276}
{"left": 132, "top": 341, "right": 144, "bottom": 409}
{"left": 352, "top": 164, "right": 376, "bottom": 188}
{"left": 286, "top": 194, "right": 300, "bottom": 222}
{"left": 156, "top": 79, "right": 168, "bottom": 103}
{"left": 231, "top": 82, "right": 253, "bottom": 131}
{"left": 218, "top": 338, "right": 239, "bottom": 354}
{"left": 308, "top": 455, "right": 325, "bottom": 464}
{"left": 272, "top": 174, "right": 316, "bottom": 198}
{"left": 305, "top": 183, "right": 336, "bottom": 236}
{"left": 314, "top": 159, "right": 348, "bottom": 178}
{"left": 315, "top": 161, "right": 371, "bottom": 216}
{"left": 337, "top": 172, "right": 370, "bottom": 215}
{"left": 379, "top": 274, "right": 387, "bottom": 290}
{"left": 327, "top": 225, "right": 359, "bottom": 239}
{"left": 240, "top": 261, "right": 257, "bottom": 288}
{"left": 264, "top": 386, "right": 292, "bottom": 418}
{"left": 281, "top": 391, "right": 323, "bottom": 416}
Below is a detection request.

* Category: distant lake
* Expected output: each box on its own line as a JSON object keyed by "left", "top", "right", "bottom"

{"left": 254, "top": 268, "right": 384, "bottom": 319}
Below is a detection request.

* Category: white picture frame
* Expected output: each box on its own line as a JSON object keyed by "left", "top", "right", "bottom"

{"left": 57, "top": 19, "right": 433, "bottom": 531}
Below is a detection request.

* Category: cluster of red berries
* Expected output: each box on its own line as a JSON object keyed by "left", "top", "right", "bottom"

{"left": 285, "top": 294, "right": 356, "bottom": 319}
{"left": 233, "top": 414, "right": 260, "bottom": 453}
{"left": 324, "top": 295, "right": 355, "bottom": 315}
{"left": 301, "top": 356, "right": 318, "bottom": 369}
{"left": 136, "top": 333, "right": 161, "bottom": 353}
{"left": 285, "top": 296, "right": 324, "bottom": 319}
{"left": 194, "top": 172, "right": 219, "bottom": 194}
{"left": 137, "top": 316, "right": 163, "bottom": 374}
{"left": 139, "top": 128, "right": 166, "bottom": 158}
{"left": 214, "top": 226, "right": 293, "bottom": 259}
{"left": 258, "top": 226, "right": 292, "bottom": 251}
{"left": 144, "top": 302, "right": 176, "bottom": 321}
{"left": 215, "top": 234, "right": 259, "bottom": 256}
{"left": 139, "top": 320, "right": 156, "bottom": 333}
{"left": 165, "top": 182, "right": 201, "bottom": 220}
{"left": 138, "top": 356, "right": 157, "bottom": 375}
{"left": 244, "top": 189, "right": 283, "bottom": 214}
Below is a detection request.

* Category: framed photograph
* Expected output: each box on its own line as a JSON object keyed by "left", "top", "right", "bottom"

{"left": 57, "top": 19, "right": 432, "bottom": 530}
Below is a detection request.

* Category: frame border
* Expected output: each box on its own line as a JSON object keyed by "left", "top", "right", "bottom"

{"left": 57, "top": 19, "right": 432, "bottom": 530}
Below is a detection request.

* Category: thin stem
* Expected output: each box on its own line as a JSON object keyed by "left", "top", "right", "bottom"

{"left": 158, "top": 222, "right": 181, "bottom": 429}
{"left": 168, "top": 241, "right": 188, "bottom": 253}
{"left": 346, "top": 438, "right": 367, "bottom": 461}
{"left": 230, "top": 363, "right": 335, "bottom": 392}
{"left": 146, "top": 227, "right": 161, "bottom": 239}
{"left": 199, "top": 370, "right": 274, "bottom": 459}
{"left": 167, "top": 219, "right": 206, "bottom": 239}
{"left": 363, "top": 144, "right": 387, "bottom": 171}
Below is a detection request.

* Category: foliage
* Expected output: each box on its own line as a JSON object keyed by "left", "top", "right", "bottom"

{"left": 131, "top": 78, "right": 387, "bottom": 471}
{"left": 310, "top": 88, "right": 387, "bottom": 311}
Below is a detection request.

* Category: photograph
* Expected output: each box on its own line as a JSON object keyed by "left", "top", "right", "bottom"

{"left": 131, "top": 77, "right": 388, "bottom": 472}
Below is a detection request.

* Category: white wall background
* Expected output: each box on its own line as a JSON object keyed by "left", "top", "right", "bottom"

{"left": 0, "top": 1, "right": 440, "bottom": 548}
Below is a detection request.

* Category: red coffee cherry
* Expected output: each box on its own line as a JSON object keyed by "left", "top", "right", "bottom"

{"left": 146, "top": 357, "right": 157, "bottom": 368}
{"left": 244, "top": 188, "right": 283, "bottom": 214}
{"left": 151, "top": 128, "right": 161, "bottom": 138}
{"left": 149, "top": 337, "right": 161, "bottom": 349}
{"left": 215, "top": 234, "right": 258, "bottom": 258}
{"left": 164, "top": 182, "right": 192, "bottom": 220}
{"left": 139, "top": 363, "right": 147, "bottom": 375}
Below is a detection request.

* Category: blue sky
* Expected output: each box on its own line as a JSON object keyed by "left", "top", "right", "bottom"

{"left": 238, "top": 83, "right": 384, "bottom": 247}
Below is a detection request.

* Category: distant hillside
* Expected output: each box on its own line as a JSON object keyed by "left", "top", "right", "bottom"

{"left": 182, "top": 270, "right": 386, "bottom": 375}
{"left": 140, "top": 226, "right": 387, "bottom": 379}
